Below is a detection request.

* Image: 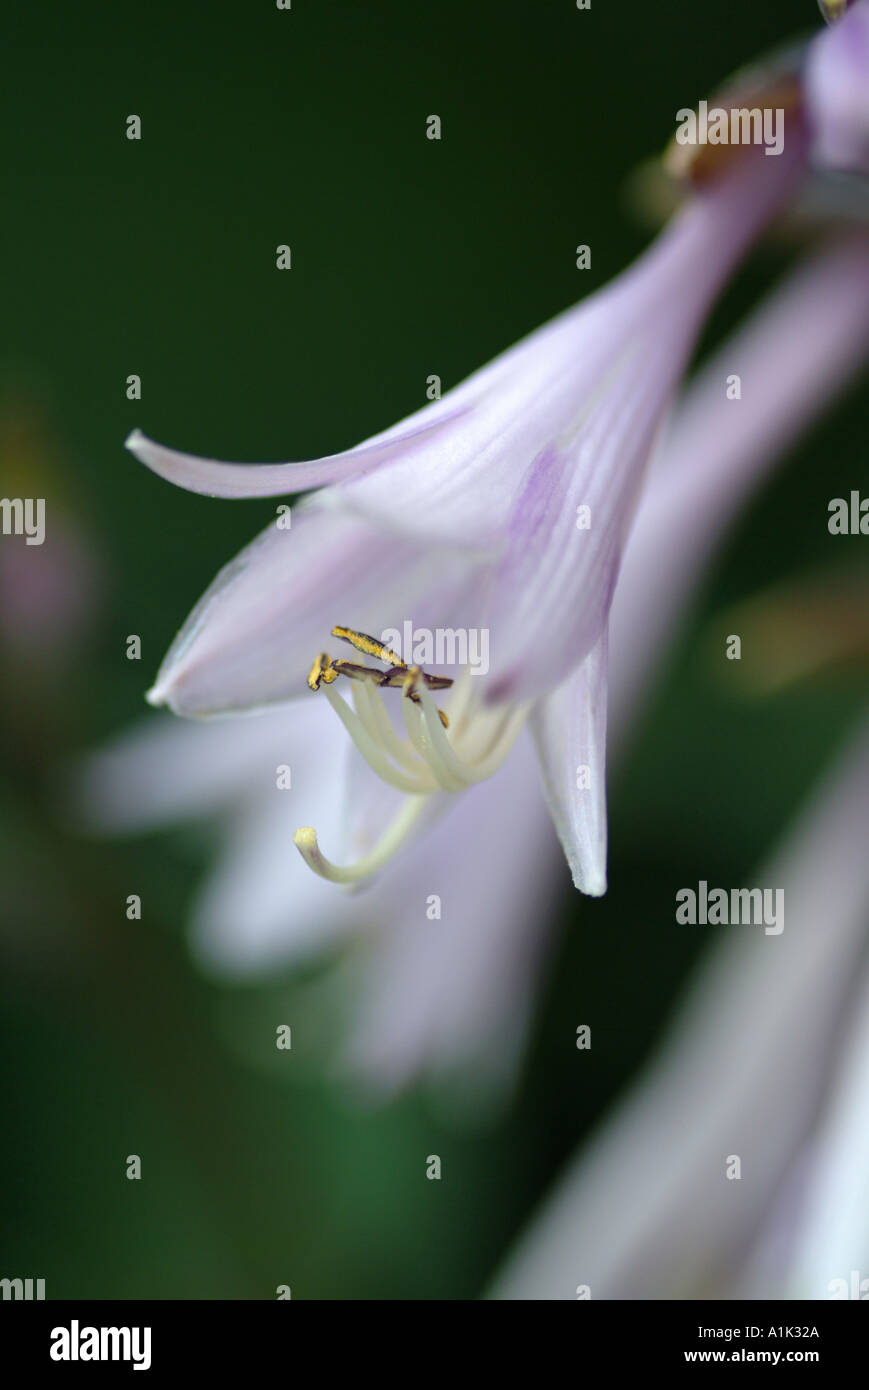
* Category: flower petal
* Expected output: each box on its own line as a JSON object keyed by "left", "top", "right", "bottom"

{"left": 147, "top": 497, "right": 487, "bottom": 715}
{"left": 480, "top": 142, "right": 807, "bottom": 702}
{"left": 124, "top": 392, "right": 475, "bottom": 499}
{"left": 530, "top": 630, "right": 608, "bottom": 896}
{"left": 125, "top": 288, "right": 586, "bottom": 505}
{"left": 189, "top": 776, "right": 360, "bottom": 974}
{"left": 74, "top": 702, "right": 317, "bottom": 830}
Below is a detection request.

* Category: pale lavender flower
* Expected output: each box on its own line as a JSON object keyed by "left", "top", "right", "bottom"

{"left": 80, "top": 237, "right": 869, "bottom": 1092}
{"left": 126, "top": 136, "right": 806, "bottom": 897}
{"left": 489, "top": 713, "right": 869, "bottom": 1300}
{"left": 806, "top": 0, "right": 869, "bottom": 175}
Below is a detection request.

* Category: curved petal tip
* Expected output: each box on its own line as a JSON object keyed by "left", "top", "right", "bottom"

{"left": 145, "top": 680, "right": 169, "bottom": 709}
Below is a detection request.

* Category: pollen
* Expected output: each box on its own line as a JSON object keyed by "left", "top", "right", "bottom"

{"left": 307, "top": 652, "right": 339, "bottom": 690}
{"left": 331, "top": 625, "right": 405, "bottom": 668}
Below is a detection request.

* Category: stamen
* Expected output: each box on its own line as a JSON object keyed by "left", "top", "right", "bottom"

{"left": 399, "top": 665, "right": 450, "bottom": 728}
{"left": 321, "top": 683, "right": 434, "bottom": 795}
{"left": 353, "top": 681, "right": 428, "bottom": 776}
{"left": 412, "top": 676, "right": 528, "bottom": 786}
{"left": 311, "top": 628, "right": 453, "bottom": 728}
{"left": 332, "top": 625, "right": 405, "bottom": 668}
{"left": 440, "top": 668, "right": 476, "bottom": 731}
{"left": 400, "top": 692, "right": 465, "bottom": 793}
{"left": 298, "top": 630, "right": 531, "bottom": 885}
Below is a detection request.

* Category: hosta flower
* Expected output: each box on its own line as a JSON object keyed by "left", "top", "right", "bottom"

{"left": 80, "top": 236, "right": 869, "bottom": 1091}
{"left": 127, "top": 131, "right": 805, "bottom": 896}
{"left": 806, "top": 0, "right": 869, "bottom": 175}
{"left": 490, "top": 712, "right": 869, "bottom": 1300}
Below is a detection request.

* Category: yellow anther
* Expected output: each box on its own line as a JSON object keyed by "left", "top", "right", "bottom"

{"left": 332, "top": 625, "right": 405, "bottom": 668}
{"left": 307, "top": 652, "right": 332, "bottom": 691}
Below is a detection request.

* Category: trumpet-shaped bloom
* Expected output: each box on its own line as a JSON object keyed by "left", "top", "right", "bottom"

{"left": 128, "top": 136, "right": 806, "bottom": 896}
{"left": 80, "top": 237, "right": 869, "bottom": 1092}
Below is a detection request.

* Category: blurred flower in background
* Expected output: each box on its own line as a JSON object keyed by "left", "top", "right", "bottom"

{"left": 490, "top": 712, "right": 869, "bottom": 1299}
{"left": 712, "top": 569, "right": 869, "bottom": 698}
{"left": 0, "top": 384, "right": 99, "bottom": 667}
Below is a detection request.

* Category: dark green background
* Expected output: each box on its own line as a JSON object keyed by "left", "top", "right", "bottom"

{"left": 1, "top": 0, "right": 867, "bottom": 1298}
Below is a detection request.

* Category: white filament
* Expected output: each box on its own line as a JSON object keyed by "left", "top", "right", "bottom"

{"left": 295, "top": 669, "right": 530, "bottom": 884}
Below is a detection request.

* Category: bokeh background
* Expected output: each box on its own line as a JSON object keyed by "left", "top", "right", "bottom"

{"left": 2, "top": 0, "right": 867, "bottom": 1298}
